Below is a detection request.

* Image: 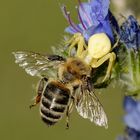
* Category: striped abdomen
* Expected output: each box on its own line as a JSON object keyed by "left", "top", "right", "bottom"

{"left": 40, "top": 81, "right": 70, "bottom": 126}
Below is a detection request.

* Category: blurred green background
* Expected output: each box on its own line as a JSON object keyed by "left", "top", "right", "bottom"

{"left": 1, "top": 0, "right": 137, "bottom": 140}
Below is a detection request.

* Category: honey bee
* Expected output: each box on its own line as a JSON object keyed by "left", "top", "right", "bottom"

{"left": 13, "top": 51, "right": 108, "bottom": 128}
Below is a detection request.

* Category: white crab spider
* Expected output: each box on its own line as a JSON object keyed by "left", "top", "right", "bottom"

{"left": 66, "top": 33, "right": 118, "bottom": 82}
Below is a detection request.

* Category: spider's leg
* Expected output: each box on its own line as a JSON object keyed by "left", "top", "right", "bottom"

{"left": 76, "top": 36, "right": 87, "bottom": 57}
{"left": 91, "top": 52, "right": 116, "bottom": 82}
{"left": 80, "top": 50, "right": 88, "bottom": 59}
{"left": 65, "top": 33, "right": 85, "bottom": 56}
{"left": 68, "top": 39, "right": 79, "bottom": 56}
{"left": 111, "top": 38, "right": 120, "bottom": 51}
{"left": 65, "top": 35, "right": 75, "bottom": 45}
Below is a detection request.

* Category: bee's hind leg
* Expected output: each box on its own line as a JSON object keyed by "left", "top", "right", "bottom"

{"left": 29, "top": 77, "right": 48, "bottom": 109}
{"left": 66, "top": 96, "right": 75, "bottom": 129}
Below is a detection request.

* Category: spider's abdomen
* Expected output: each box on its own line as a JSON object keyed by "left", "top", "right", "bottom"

{"left": 88, "top": 33, "right": 111, "bottom": 59}
{"left": 40, "top": 81, "right": 70, "bottom": 126}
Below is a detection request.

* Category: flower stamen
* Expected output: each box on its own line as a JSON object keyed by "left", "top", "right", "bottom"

{"left": 76, "top": 6, "right": 87, "bottom": 30}
{"left": 61, "top": 5, "right": 82, "bottom": 33}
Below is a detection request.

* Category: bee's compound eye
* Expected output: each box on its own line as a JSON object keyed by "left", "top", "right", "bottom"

{"left": 88, "top": 33, "right": 111, "bottom": 59}
{"left": 63, "top": 71, "right": 75, "bottom": 82}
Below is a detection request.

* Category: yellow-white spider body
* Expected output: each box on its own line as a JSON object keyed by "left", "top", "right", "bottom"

{"left": 88, "top": 33, "right": 111, "bottom": 59}
{"left": 66, "top": 33, "right": 117, "bottom": 82}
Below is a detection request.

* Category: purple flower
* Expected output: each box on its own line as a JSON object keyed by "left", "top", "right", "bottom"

{"left": 124, "top": 96, "right": 140, "bottom": 132}
{"left": 118, "top": 127, "right": 140, "bottom": 140}
{"left": 126, "top": 127, "right": 140, "bottom": 140}
{"left": 119, "top": 15, "right": 140, "bottom": 50}
{"left": 61, "top": 0, "right": 118, "bottom": 43}
{"left": 117, "top": 97, "right": 140, "bottom": 140}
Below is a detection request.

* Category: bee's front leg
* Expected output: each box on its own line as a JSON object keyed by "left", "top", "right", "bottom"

{"left": 29, "top": 77, "right": 48, "bottom": 109}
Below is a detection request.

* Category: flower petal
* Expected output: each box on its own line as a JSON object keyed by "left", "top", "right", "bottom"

{"left": 65, "top": 24, "right": 85, "bottom": 35}
{"left": 101, "top": 18, "right": 114, "bottom": 42}
{"left": 83, "top": 19, "right": 114, "bottom": 42}
{"left": 119, "top": 15, "right": 140, "bottom": 50}
{"left": 124, "top": 96, "right": 137, "bottom": 113}
{"left": 90, "top": 0, "right": 110, "bottom": 21}
{"left": 124, "top": 110, "right": 140, "bottom": 131}
{"left": 78, "top": 2, "right": 93, "bottom": 27}
{"left": 65, "top": 26, "right": 77, "bottom": 34}
{"left": 126, "top": 127, "right": 140, "bottom": 140}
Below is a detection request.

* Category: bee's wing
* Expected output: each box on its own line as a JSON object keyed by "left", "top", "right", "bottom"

{"left": 13, "top": 51, "right": 65, "bottom": 77}
{"left": 75, "top": 87, "right": 108, "bottom": 128}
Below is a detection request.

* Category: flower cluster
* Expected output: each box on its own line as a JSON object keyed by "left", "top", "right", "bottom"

{"left": 118, "top": 96, "right": 140, "bottom": 140}
{"left": 113, "top": 13, "right": 140, "bottom": 140}
{"left": 115, "top": 16, "right": 140, "bottom": 97}
{"left": 119, "top": 15, "right": 140, "bottom": 50}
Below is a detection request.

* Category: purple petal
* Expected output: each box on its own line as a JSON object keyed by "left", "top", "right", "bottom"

{"left": 79, "top": 2, "right": 93, "bottom": 27}
{"left": 124, "top": 96, "right": 137, "bottom": 113}
{"left": 90, "top": 0, "right": 110, "bottom": 22}
{"left": 65, "top": 26, "right": 77, "bottom": 34}
{"left": 116, "top": 136, "right": 126, "bottom": 140}
{"left": 65, "top": 24, "right": 84, "bottom": 34}
{"left": 126, "top": 127, "right": 140, "bottom": 140}
{"left": 101, "top": 18, "right": 114, "bottom": 42}
{"left": 137, "top": 103, "right": 140, "bottom": 112}
{"left": 77, "top": 24, "right": 85, "bottom": 31}
{"left": 83, "top": 19, "right": 114, "bottom": 42}
{"left": 82, "top": 24, "right": 98, "bottom": 41}
{"left": 119, "top": 15, "right": 140, "bottom": 50}
{"left": 124, "top": 110, "right": 140, "bottom": 131}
